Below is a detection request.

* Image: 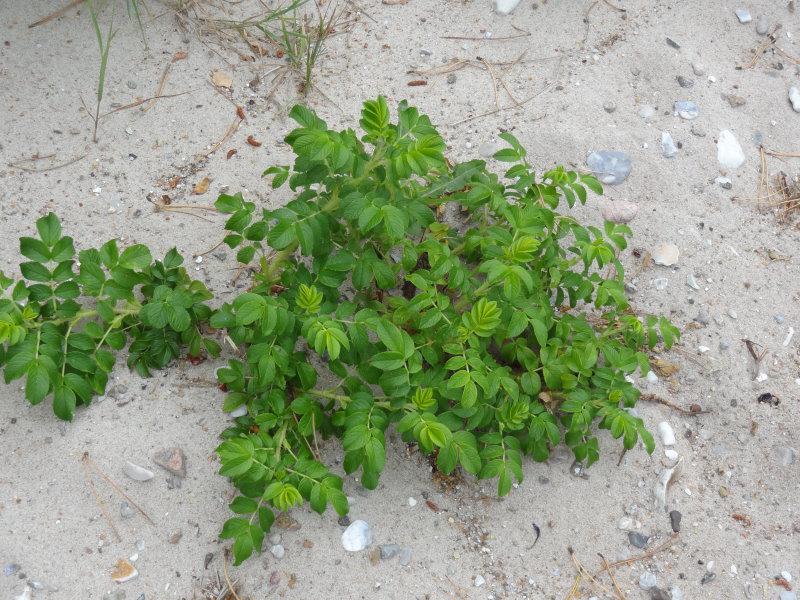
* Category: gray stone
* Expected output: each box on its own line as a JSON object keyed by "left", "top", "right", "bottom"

{"left": 724, "top": 94, "right": 747, "bottom": 108}
{"left": 691, "top": 124, "right": 707, "bottom": 137}
{"left": 639, "top": 571, "right": 657, "bottom": 590}
{"left": 649, "top": 587, "right": 671, "bottom": 600}
{"left": 735, "top": 8, "right": 752, "bottom": 23}
{"left": 338, "top": 515, "right": 351, "bottom": 526}
{"left": 677, "top": 75, "right": 694, "bottom": 88}
{"left": 270, "top": 544, "right": 285, "bottom": 559}
{"left": 790, "top": 87, "right": 800, "bottom": 112}
{"left": 639, "top": 105, "right": 656, "bottom": 121}
{"left": 123, "top": 462, "right": 154, "bottom": 482}
{"left": 153, "top": 447, "right": 186, "bottom": 478}
{"left": 686, "top": 274, "right": 701, "bottom": 290}
{"left": 494, "top": 0, "right": 521, "bottom": 15}
{"left": 775, "top": 315, "right": 785, "bottom": 324}
{"left": 661, "top": 131, "right": 678, "bottom": 157}
{"left": 719, "top": 340, "right": 730, "bottom": 351}
{"left": 694, "top": 311, "right": 710, "bottom": 325}
{"left": 168, "top": 530, "right": 182, "bottom": 544}
{"left": 701, "top": 572, "right": 716, "bottom": 584}
{"left": 669, "top": 510, "right": 682, "bottom": 532}
{"left": 779, "top": 591, "right": 798, "bottom": 600}
{"left": 756, "top": 15, "right": 769, "bottom": 35}
{"left": 3, "top": 563, "right": 20, "bottom": 576}
{"left": 666, "top": 37, "right": 680, "bottom": 49}
{"left": 776, "top": 447, "right": 797, "bottom": 466}
{"left": 120, "top": 501, "right": 135, "bottom": 519}
{"left": 692, "top": 62, "right": 707, "bottom": 76}
{"left": 586, "top": 150, "right": 632, "bottom": 185}
{"left": 717, "top": 130, "right": 745, "bottom": 169}
{"left": 601, "top": 200, "right": 638, "bottom": 224}
{"left": 603, "top": 101, "right": 617, "bottom": 113}
{"left": 674, "top": 101, "right": 699, "bottom": 120}
{"left": 715, "top": 176, "right": 732, "bottom": 189}
{"left": 398, "top": 547, "right": 412, "bottom": 566}
{"left": 379, "top": 544, "right": 402, "bottom": 559}
{"left": 474, "top": 574, "right": 486, "bottom": 587}
{"left": 341, "top": 520, "right": 372, "bottom": 552}
{"left": 628, "top": 531, "right": 649, "bottom": 548}
{"left": 446, "top": 73, "right": 457, "bottom": 85}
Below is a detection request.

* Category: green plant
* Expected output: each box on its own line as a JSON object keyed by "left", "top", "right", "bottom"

{"left": 0, "top": 214, "right": 218, "bottom": 420}
{"left": 0, "top": 98, "right": 679, "bottom": 567}
{"left": 211, "top": 98, "right": 679, "bottom": 563}
{"left": 83, "top": 0, "right": 118, "bottom": 143}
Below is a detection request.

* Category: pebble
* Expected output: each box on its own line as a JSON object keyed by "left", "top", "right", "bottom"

{"left": 674, "top": 100, "right": 699, "bottom": 120}
{"left": 126, "top": 81, "right": 137, "bottom": 89}
{"left": 494, "top": 0, "right": 521, "bottom": 14}
{"left": 775, "top": 314, "right": 785, "bottom": 324}
{"left": 639, "top": 105, "right": 656, "bottom": 121}
{"left": 717, "top": 130, "right": 745, "bottom": 169}
{"left": 338, "top": 515, "right": 351, "bottom": 527}
{"left": 407, "top": 497, "right": 417, "bottom": 507}
{"left": 724, "top": 94, "right": 747, "bottom": 108}
{"left": 586, "top": 150, "right": 632, "bottom": 184}
{"left": 691, "top": 62, "right": 707, "bottom": 76}
{"left": 628, "top": 531, "right": 649, "bottom": 548}
{"left": 715, "top": 176, "right": 732, "bottom": 189}
{"left": 120, "top": 501, "right": 135, "bottom": 519}
{"left": 4, "top": 563, "right": 20, "bottom": 576}
{"left": 398, "top": 547, "right": 412, "bottom": 566}
{"left": 691, "top": 123, "right": 707, "bottom": 137}
{"left": 700, "top": 572, "right": 716, "bottom": 584}
{"left": 380, "top": 544, "right": 401, "bottom": 559}
{"left": 123, "top": 462, "right": 154, "bottom": 482}
{"left": 658, "top": 422, "right": 676, "bottom": 446}
{"left": 153, "top": 447, "right": 186, "bottom": 478}
{"left": 446, "top": 73, "right": 457, "bottom": 85}
{"left": 652, "top": 243, "right": 680, "bottom": 266}
{"left": 618, "top": 516, "right": 636, "bottom": 530}
{"left": 661, "top": 131, "right": 678, "bottom": 157}
{"left": 789, "top": 86, "right": 800, "bottom": 112}
{"left": 779, "top": 592, "right": 797, "bottom": 600}
{"left": 645, "top": 371, "right": 659, "bottom": 384}
{"left": 270, "top": 544, "right": 285, "bottom": 559}
{"left": 603, "top": 100, "right": 617, "bottom": 113}
{"left": 756, "top": 15, "right": 769, "bottom": 35}
{"left": 653, "top": 277, "right": 669, "bottom": 291}
{"left": 665, "top": 449, "right": 679, "bottom": 462}
{"left": 639, "top": 571, "right": 657, "bottom": 590}
{"left": 474, "top": 574, "right": 486, "bottom": 587}
{"left": 649, "top": 588, "right": 671, "bottom": 600}
{"left": 777, "top": 447, "right": 797, "bottom": 466}
{"left": 601, "top": 200, "right": 638, "bottom": 224}
{"left": 168, "top": 530, "right": 182, "bottom": 544}
{"left": 570, "top": 460, "right": 588, "bottom": 479}
{"left": 676, "top": 75, "right": 694, "bottom": 88}
{"left": 671, "top": 587, "right": 685, "bottom": 600}
{"left": 735, "top": 8, "right": 752, "bottom": 23}
{"left": 686, "top": 273, "right": 701, "bottom": 290}
{"left": 342, "top": 520, "right": 372, "bottom": 552}
{"left": 666, "top": 37, "right": 681, "bottom": 49}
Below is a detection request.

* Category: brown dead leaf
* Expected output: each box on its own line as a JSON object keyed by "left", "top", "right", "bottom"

{"left": 192, "top": 177, "right": 210, "bottom": 195}
{"left": 110, "top": 559, "right": 138, "bottom": 583}
{"left": 732, "top": 513, "right": 752, "bottom": 527}
{"left": 407, "top": 79, "right": 427, "bottom": 86}
{"left": 368, "top": 547, "right": 380, "bottom": 565}
{"left": 246, "top": 135, "right": 262, "bottom": 147}
{"left": 652, "top": 358, "right": 680, "bottom": 378}
{"left": 226, "top": 149, "right": 237, "bottom": 160}
{"left": 302, "top": 539, "right": 314, "bottom": 549}
{"left": 173, "top": 51, "right": 188, "bottom": 62}
{"left": 236, "top": 106, "right": 246, "bottom": 120}
{"left": 211, "top": 70, "right": 232, "bottom": 89}
{"left": 287, "top": 574, "right": 297, "bottom": 589}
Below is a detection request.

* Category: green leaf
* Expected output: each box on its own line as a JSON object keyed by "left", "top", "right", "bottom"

{"left": 20, "top": 237, "right": 51, "bottom": 262}
{"left": 25, "top": 364, "right": 50, "bottom": 404}
{"left": 36, "top": 213, "right": 61, "bottom": 247}
{"left": 53, "top": 384, "right": 77, "bottom": 421}
{"left": 20, "top": 261, "right": 51, "bottom": 282}
{"left": 118, "top": 245, "right": 153, "bottom": 270}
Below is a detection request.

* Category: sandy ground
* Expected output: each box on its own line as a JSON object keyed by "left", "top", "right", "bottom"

{"left": 1, "top": 0, "right": 799, "bottom": 598}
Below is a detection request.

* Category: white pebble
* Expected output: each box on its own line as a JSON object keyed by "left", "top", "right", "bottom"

{"left": 658, "top": 422, "right": 676, "bottom": 446}
{"left": 407, "top": 497, "right": 417, "bottom": 507}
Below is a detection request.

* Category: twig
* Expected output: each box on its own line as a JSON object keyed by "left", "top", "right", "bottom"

{"left": 479, "top": 57, "right": 501, "bottom": 110}
{"left": 222, "top": 550, "right": 243, "bottom": 600}
{"left": 594, "top": 534, "right": 679, "bottom": 575}
{"left": 81, "top": 452, "right": 155, "bottom": 526}
{"left": 204, "top": 115, "right": 242, "bottom": 159}
{"left": 142, "top": 51, "right": 188, "bottom": 112}
{"left": 7, "top": 154, "right": 86, "bottom": 173}
{"left": 639, "top": 393, "right": 711, "bottom": 415}
{"left": 28, "top": 0, "right": 82, "bottom": 28}
{"left": 194, "top": 238, "right": 226, "bottom": 258}
{"left": 568, "top": 547, "right": 613, "bottom": 597}
{"left": 102, "top": 91, "right": 190, "bottom": 117}
{"left": 740, "top": 26, "right": 781, "bottom": 69}
{"left": 598, "top": 553, "right": 626, "bottom": 600}
{"left": 82, "top": 463, "right": 122, "bottom": 542}
{"left": 442, "top": 26, "right": 531, "bottom": 41}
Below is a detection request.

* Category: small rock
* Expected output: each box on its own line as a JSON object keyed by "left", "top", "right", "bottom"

{"left": 120, "top": 501, "right": 135, "bottom": 519}
{"left": 628, "top": 531, "right": 649, "bottom": 548}
{"left": 776, "top": 447, "right": 797, "bottom": 466}
{"left": 717, "top": 130, "right": 745, "bottom": 169}
{"left": 694, "top": 310, "right": 710, "bottom": 326}
{"left": 674, "top": 100, "right": 699, "bottom": 120}
{"left": 268, "top": 532, "right": 281, "bottom": 545}
{"left": 691, "top": 124, "right": 707, "bottom": 137}
{"left": 652, "top": 243, "right": 680, "bottom": 266}
{"left": 665, "top": 448, "right": 679, "bottom": 462}
{"left": 671, "top": 587, "right": 685, "bottom": 600}
{"left": 661, "top": 131, "right": 678, "bottom": 157}
{"left": 686, "top": 273, "right": 701, "bottom": 290}
{"left": 111, "top": 558, "right": 138, "bottom": 583}
{"left": 715, "top": 176, "right": 732, "bottom": 189}
{"left": 603, "top": 100, "right": 617, "bottom": 113}
{"left": 474, "top": 574, "right": 486, "bottom": 587}
{"left": 645, "top": 371, "right": 659, "bottom": 384}
{"left": 494, "top": 0, "right": 520, "bottom": 14}
{"left": 639, "top": 105, "right": 656, "bottom": 121}
{"left": 779, "top": 592, "right": 798, "bottom": 600}
{"left": 587, "top": 150, "right": 632, "bottom": 184}
{"left": 649, "top": 587, "right": 671, "bottom": 600}
{"left": 775, "top": 314, "right": 785, "bottom": 324}
{"left": 691, "top": 62, "right": 706, "bottom": 76}
{"left": 4, "top": 563, "right": 20, "bottom": 576}
{"left": 700, "top": 572, "right": 716, "bottom": 584}
{"left": 658, "top": 422, "right": 676, "bottom": 446}
{"left": 570, "top": 460, "right": 588, "bottom": 479}
{"left": 123, "top": 462, "right": 154, "bottom": 482}
{"left": 639, "top": 571, "right": 657, "bottom": 590}
{"left": 398, "top": 547, "right": 412, "bottom": 566}
{"left": 407, "top": 497, "right": 417, "bottom": 507}
{"left": 338, "top": 515, "right": 351, "bottom": 527}
{"left": 724, "top": 94, "right": 746, "bottom": 108}
{"left": 735, "top": 8, "right": 752, "bottom": 23}
{"left": 342, "top": 520, "right": 372, "bottom": 552}
{"left": 666, "top": 37, "right": 681, "bottom": 49}
{"left": 618, "top": 516, "right": 636, "bottom": 530}
{"left": 153, "top": 447, "right": 186, "bottom": 478}
{"left": 653, "top": 277, "right": 669, "bottom": 291}
{"left": 379, "top": 544, "right": 402, "bottom": 560}
{"left": 601, "top": 200, "right": 638, "bottom": 224}
{"left": 446, "top": 73, "right": 457, "bottom": 85}
{"left": 168, "top": 530, "right": 182, "bottom": 544}
{"left": 756, "top": 15, "right": 769, "bottom": 35}
{"left": 677, "top": 75, "right": 694, "bottom": 88}
{"left": 789, "top": 86, "right": 800, "bottom": 112}
{"left": 718, "top": 486, "right": 729, "bottom": 498}
{"left": 270, "top": 544, "right": 285, "bottom": 559}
